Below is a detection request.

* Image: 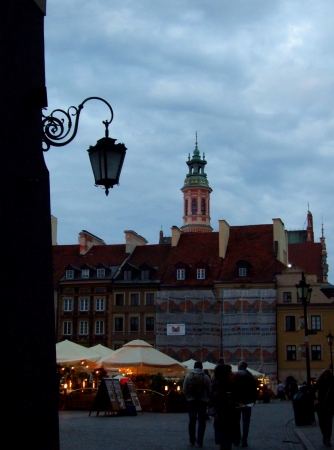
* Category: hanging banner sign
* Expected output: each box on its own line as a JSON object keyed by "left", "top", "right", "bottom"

{"left": 167, "top": 324, "right": 185, "bottom": 335}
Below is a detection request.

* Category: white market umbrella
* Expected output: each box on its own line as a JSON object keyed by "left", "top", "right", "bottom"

{"left": 56, "top": 340, "right": 102, "bottom": 366}
{"left": 183, "top": 359, "right": 216, "bottom": 371}
{"left": 90, "top": 344, "right": 114, "bottom": 357}
{"left": 101, "top": 339, "right": 187, "bottom": 375}
{"left": 231, "top": 364, "right": 265, "bottom": 377}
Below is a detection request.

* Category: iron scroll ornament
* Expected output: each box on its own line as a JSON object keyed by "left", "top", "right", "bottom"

{"left": 42, "top": 97, "right": 127, "bottom": 196}
{"left": 42, "top": 96, "right": 114, "bottom": 151}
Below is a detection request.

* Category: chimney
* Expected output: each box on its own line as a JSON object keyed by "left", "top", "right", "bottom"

{"left": 78, "top": 230, "right": 105, "bottom": 255}
{"left": 171, "top": 226, "right": 182, "bottom": 247}
{"left": 124, "top": 230, "right": 148, "bottom": 253}
{"left": 218, "top": 220, "right": 230, "bottom": 258}
{"left": 51, "top": 215, "right": 58, "bottom": 245}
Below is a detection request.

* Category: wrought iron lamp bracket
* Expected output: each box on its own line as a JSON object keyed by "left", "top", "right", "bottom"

{"left": 42, "top": 96, "right": 114, "bottom": 151}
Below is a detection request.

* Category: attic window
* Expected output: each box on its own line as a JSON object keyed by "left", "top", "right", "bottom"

{"left": 239, "top": 268, "right": 247, "bottom": 277}
{"left": 124, "top": 270, "right": 131, "bottom": 280}
{"left": 97, "top": 268, "right": 105, "bottom": 278}
{"left": 197, "top": 268, "right": 206, "bottom": 280}
{"left": 82, "top": 269, "right": 89, "bottom": 279}
{"left": 66, "top": 270, "right": 74, "bottom": 279}
{"left": 141, "top": 270, "right": 149, "bottom": 280}
{"left": 176, "top": 269, "right": 185, "bottom": 280}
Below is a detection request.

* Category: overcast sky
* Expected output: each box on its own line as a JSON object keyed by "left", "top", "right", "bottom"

{"left": 44, "top": 0, "right": 334, "bottom": 280}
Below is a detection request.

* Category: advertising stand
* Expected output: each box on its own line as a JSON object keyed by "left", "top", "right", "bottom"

{"left": 89, "top": 378, "right": 126, "bottom": 416}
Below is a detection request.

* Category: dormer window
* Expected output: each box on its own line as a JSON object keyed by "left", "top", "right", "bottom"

{"left": 239, "top": 268, "right": 247, "bottom": 277}
{"left": 97, "top": 268, "right": 105, "bottom": 278}
{"left": 176, "top": 269, "right": 185, "bottom": 280}
{"left": 66, "top": 270, "right": 74, "bottom": 279}
{"left": 197, "top": 268, "right": 206, "bottom": 280}
{"left": 141, "top": 270, "right": 149, "bottom": 280}
{"left": 82, "top": 269, "right": 89, "bottom": 279}
{"left": 124, "top": 270, "right": 131, "bottom": 280}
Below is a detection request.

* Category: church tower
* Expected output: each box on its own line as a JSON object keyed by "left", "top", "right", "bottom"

{"left": 180, "top": 134, "right": 213, "bottom": 233}
{"left": 306, "top": 207, "right": 314, "bottom": 242}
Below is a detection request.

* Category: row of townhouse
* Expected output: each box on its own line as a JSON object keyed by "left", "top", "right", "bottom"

{"left": 52, "top": 142, "right": 334, "bottom": 385}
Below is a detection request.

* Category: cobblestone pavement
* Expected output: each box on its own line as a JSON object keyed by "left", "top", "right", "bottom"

{"left": 59, "top": 400, "right": 322, "bottom": 450}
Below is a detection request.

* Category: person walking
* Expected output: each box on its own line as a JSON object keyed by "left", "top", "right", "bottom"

{"left": 277, "top": 381, "right": 286, "bottom": 401}
{"left": 183, "top": 361, "right": 212, "bottom": 447}
{"left": 233, "top": 361, "right": 258, "bottom": 448}
{"left": 211, "top": 364, "right": 236, "bottom": 450}
{"left": 314, "top": 369, "right": 334, "bottom": 447}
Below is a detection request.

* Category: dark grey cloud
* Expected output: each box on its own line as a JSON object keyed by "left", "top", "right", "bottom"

{"left": 44, "top": 0, "right": 334, "bottom": 276}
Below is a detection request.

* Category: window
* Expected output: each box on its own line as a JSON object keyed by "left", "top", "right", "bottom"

{"left": 63, "top": 298, "right": 72, "bottom": 311}
{"left": 65, "top": 270, "right": 74, "bottom": 279}
{"left": 197, "top": 268, "right": 205, "bottom": 280}
{"left": 145, "top": 293, "right": 155, "bottom": 306}
{"left": 82, "top": 269, "right": 89, "bottom": 279}
{"left": 176, "top": 269, "right": 185, "bottom": 280}
{"left": 185, "top": 200, "right": 188, "bottom": 215}
{"left": 123, "top": 270, "right": 131, "bottom": 280}
{"left": 141, "top": 270, "right": 149, "bottom": 280}
{"left": 311, "top": 315, "right": 321, "bottom": 331}
{"left": 239, "top": 268, "right": 247, "bottom": 277}
{"left": 115, "top": 293, "right": 124, "bottom": 306}
{"left": 201, "top": 199, "right": 205, "bottom": 215}
{"left": 95, "top": 298, "right": 105, "bottom": 311}
{"left": 191, "top": 198, "right": 197, "bottom": 215}
{"left": 114, "top": 317, "right": 124, "bottom": 332}
{"left": 285, "top": 316, "right": 296, "bottom": 331}
{"left": 283, "top": 292, "right": 292, "bottom": 303}
{"left": 95, "top": 321, "right": 104, "bottom": 334}
{"left": 79, "top": 321, "right": 88, "bottom": 335}
{"left": 146, "top": 317, "right": 154, "bottom": 332}
{"left": 311, "top": 345, "right": 322, "bottom": 360}
{"left": 130, "top": 317, "right": 139, "bottom": 332}
{"left": 130, "top": 293, "right": 139, "bottom": 306}
{"left": 97, "top": 268, "right": 105, "bottom": 278}
{"left": 79, "top": 298, "right": 89, "bottom": 311}
{"left": 286, "top": 345, "right": 296, "bottom": 361}
{"left": 63, "top": 321, "right": 72, "bottom": 335}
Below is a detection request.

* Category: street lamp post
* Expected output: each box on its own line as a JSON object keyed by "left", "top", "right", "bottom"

{"left": 296, "top": 272, "right": 313, "bottom": 386}
{"left": 326, "top": 332, "right": 333, "bottom": 373}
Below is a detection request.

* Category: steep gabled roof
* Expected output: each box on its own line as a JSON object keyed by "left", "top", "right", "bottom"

{"left": 288, "top": 242, "right": 323, "bottom": 281}
{"left": 218, "top": 224, "right": 286, "bottom": 282}
{"left": 162, "top": 232, "right": 221, "bottom": 286}
{"left": 124, "top": 243, "right": 171, "bottom": 281}
{"left": 162, "top": 225, "right": 286, "bottom": 286}
{"left": 52, "top": 244, "right": 127, "bottom": 285}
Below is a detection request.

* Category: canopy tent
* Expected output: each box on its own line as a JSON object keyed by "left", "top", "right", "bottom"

{"left": 89, "top": 344, "right": 114, "bottom": 357}
{"left": 183, "top": 359, "right": 217, "bottom": 371}
{"left": 56, "top": 340, "right": 102, "bottom": 367}
{"left": 100, "top": 339, "right": 188, "bottom": 375}
{"left": 230, "top": 364, "right": 265, "bottom": 377}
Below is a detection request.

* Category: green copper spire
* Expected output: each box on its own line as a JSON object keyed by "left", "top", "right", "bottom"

{"left": 183, "top": 132, "right": 209, "bottom": 188}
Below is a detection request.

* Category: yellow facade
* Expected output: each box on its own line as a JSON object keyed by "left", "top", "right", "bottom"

{"left": 276, "top": 266, "right": 334, "bottom": 384}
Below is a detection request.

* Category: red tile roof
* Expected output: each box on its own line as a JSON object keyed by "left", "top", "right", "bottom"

{"left": 288, "top": 242, "right": 323, "bottom": 281}
{"left": 123, "top": 243, "right": 171, "bottom": 281}
{"left": 52, "top": 244, "right": 127, "bottom": 285}
{"left": 162, "top": 225, "right": 286, "bottom": 286}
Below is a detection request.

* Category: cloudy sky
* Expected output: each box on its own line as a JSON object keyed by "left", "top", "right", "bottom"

{"left": 44, "top": 0, "right": 334, "bottom": 279}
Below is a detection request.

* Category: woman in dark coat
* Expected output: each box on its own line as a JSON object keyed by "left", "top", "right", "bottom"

{"left": 314, "top": 369, "right": 334, "bottom": 447}
{"left": 210, "top": 364, "right": 236, "bottom": 450}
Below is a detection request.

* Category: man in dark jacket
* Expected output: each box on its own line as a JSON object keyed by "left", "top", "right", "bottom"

{"left": 183, "top": 361, "right": 212, "bottom": 447}
{"left": 233, "top": 361, "right": 258, "bottom": 448}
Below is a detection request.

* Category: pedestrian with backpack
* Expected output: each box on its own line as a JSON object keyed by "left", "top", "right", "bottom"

{"left": 183, "top": 361, "right": 212, "bottom": 447}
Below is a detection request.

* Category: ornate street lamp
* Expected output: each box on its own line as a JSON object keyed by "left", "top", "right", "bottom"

{"left": 296, "top": 272, "right": 312, "bottom": 386}
{"left": 326, "top": 332, "right": 333, "bottom": 373}
{"left": 42, "top": 96, "right": 127, "bottom": 195}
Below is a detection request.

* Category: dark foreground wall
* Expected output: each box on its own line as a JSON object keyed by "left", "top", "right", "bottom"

{"left": 0, "top": 1, "right": 59, "bottom": 448}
